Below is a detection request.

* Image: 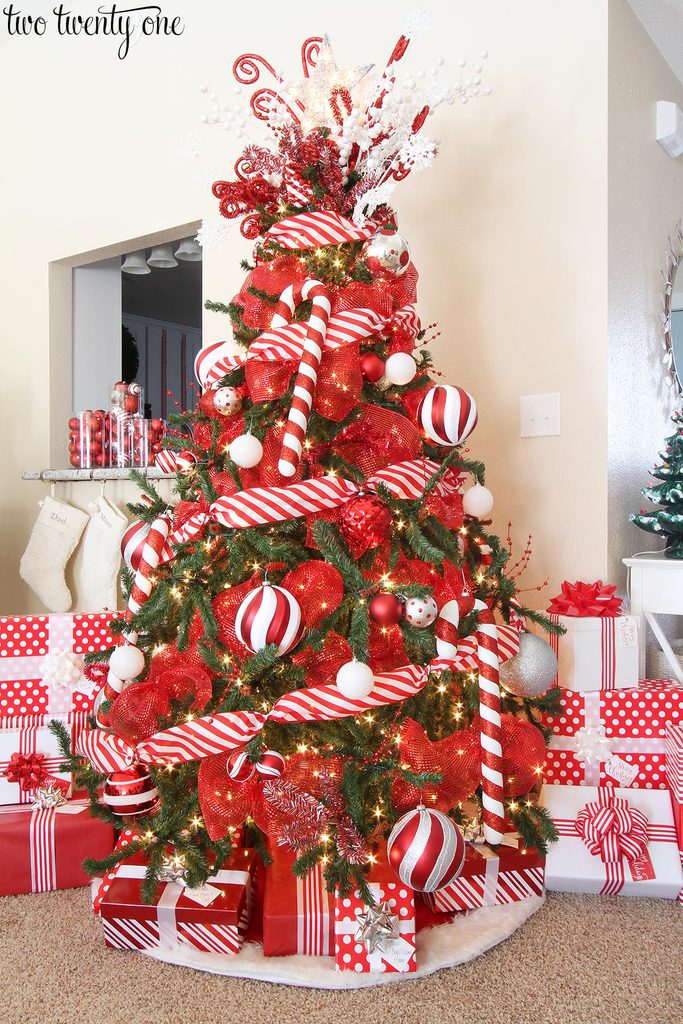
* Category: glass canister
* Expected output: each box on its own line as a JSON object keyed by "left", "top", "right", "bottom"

{"left": 67, "top": 410, "right": 107, "bottom": 468}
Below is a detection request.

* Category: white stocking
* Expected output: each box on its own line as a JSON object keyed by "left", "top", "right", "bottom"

{"left": 19, "top": 496, "right": 88, "bottom": 612}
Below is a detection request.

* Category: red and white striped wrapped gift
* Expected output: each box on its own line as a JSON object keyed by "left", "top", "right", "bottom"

{"left": 100, "top": 847, "right": 257, "bottom": 956}
{"left": 547, "top": 613, "right": 639, "bottom": 691}
{"left": 0, "top": 613, "right": 114, "bottom": 717}
{"left": 262, "top": 846, "right": 334, "bottom": 956}
{"left": 540, "top": 784, "right": 682, "bottom": 899}
{"left": 0, "top": 712, "right": 88, "bottom": 805}
{"left": 0, "top": 799, "right": 114, "bottom": 896}
{"left": 419, "top": 839, "right": 545, "bottom": 914}
{"left": 543, "top": 680, "right": 683, "bottom": 790}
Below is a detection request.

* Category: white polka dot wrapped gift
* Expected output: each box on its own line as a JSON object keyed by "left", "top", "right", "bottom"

{"left": 334, "top": 875, "right": 417, "bottom": 972}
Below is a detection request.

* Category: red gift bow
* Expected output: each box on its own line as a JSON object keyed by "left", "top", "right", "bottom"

{"left": 575, "top": 788, "right": 649, "bottom": 863}
{"left": 2, "top": 751, "right": 49, "bottom": 792}
{"left": 547, "top": 580, "right": 623, "bottom": 618}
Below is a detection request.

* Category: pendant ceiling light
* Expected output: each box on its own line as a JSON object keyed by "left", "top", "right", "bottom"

{"left": 147, "top": 244, "right": 178, "bottom": 269}
{"left": 121, "top": 251, "right": 151, "bottom": 275}
{"left": 175, "top": 238, "right": 203, "bottom": 262}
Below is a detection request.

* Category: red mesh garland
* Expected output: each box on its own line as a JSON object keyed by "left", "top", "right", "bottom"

{"left": 198, "top": 754, "right": 261, "bottom": 840}
{"left": 391, "top": 718, "right": 481, "bottom": 813}
{"left": 291, "top": 631, "right": 352, "bottom": 687}
{"left": 108, "top": 681, "right": 170, "bottom": 744}
{"left": 494, "top": 714, "right": 547, "bottom": 797}
{"left": 237, "top": 256, "right": 308, "bottom": 330}
{"left": 368, "top": 622, "right": 407, "bottom": 672}
{"left": 210, "top": 471, "right": 240, "bottom": 498}
{"left": 335, "top": 404, "right": 421, "bottom": 476}
{"left": 281, "top": 561, "right": 344, "bottom": 628}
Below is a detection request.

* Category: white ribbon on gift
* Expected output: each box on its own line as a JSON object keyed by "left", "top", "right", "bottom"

{"left": 470, "top": 832, "right": 520, "bottom": 907}
{"left": 113, "top": 863, "right": 251, "bottom": 949}
{"left": 0, "top": 615, "right": 95, "bottom": 714}
{"left": 547, "top": 691, "right": 667, "bottom": 785}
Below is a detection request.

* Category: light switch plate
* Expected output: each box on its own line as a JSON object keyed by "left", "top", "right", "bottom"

{"left": 520, "top": 393, "right": 561, "bottom": 437}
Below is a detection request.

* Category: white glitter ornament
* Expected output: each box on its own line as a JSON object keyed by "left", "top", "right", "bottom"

{"left": 499, "top": 633, "right": 558, "bottom": 697}
{"left": 229, "top": 433, "right": 263, "bottom": 469}
{"left": 404, "top": 596, "right": 438, "bottom": 628}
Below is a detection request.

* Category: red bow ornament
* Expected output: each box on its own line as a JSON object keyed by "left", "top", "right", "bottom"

{"left": 547, "top": 580, "right": 622, "bottom": 618}
{"left": 576, "top": 789, "right": 649, "bottom": 863}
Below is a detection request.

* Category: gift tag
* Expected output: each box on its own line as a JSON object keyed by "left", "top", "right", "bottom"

{"left": 604, "top": 754, "right": 639, "bottom": 787}
{"left": 628, "top": 849, "right": 656, "bottom": 882}
{"left": 619, "top": 618, "right": 638, "bottom": 649}
{"left": 375, "top": 935, "right": 415, "bottom": 971}
{"left": 183, "top": 882, "right": 222, "bottom": 907}
{"left": 55, "top": 802, "right": 87, "bottom": 815}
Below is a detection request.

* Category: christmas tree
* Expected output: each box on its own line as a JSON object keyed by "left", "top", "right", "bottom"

{"left": 631, "top": 410, "right": 683, "bottom": 558}
{"left": 67, "top": 29, "right": 561, "bottom": 903}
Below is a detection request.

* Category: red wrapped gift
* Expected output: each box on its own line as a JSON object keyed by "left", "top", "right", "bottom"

{"left": 262, "top": 846, "right": 335, "bottom": 956}
{"left": 0, "top": 798, "right": 114, "bottom": 895}
{"left": 100, "top": 847, "right": 257, "bottom": 956}
{"left": 0, "top": 613, "right": 114, "bottom": 717}
{"left": 0, "top": 712, "right": 89, "bottom": 805}
{"left": 418, "top": 838, "right": 544, "bottom": 913}
{"left": 665, "top": 722, "right": 683, "bottom": 902}
{"left": 334, "top": 858, "right": 416, "bottom": 973}
{"left": 543, "top": 679, "right": 683, "bottom": 790}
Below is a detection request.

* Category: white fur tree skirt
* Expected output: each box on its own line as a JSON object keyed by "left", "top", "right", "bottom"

{"left": 139, "top": 895, "right": 544, "bottom": 989}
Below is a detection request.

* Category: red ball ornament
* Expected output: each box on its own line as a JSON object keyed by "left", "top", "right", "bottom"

{"left": 68, "top": 417, "right": 79, "bottom": 431}
{"left": 387, "top": 805, "right": 466, "bottom": 892}
{"left": 69, "top": 453, "right": 80, "bottom": 467}
{"left": 176, "top": 449, "right": 198, "bottom": 473}
{"left": 369, "top": 591, "right": 404, "bottom": 626}
{"left": 102, "top": 765, "right": 159, "bottom": 818}
{"left": 339, "top": 495, "right": 391, "bottom": 553}
{"left": 359, "top": 352, "right": 386, "bottom": 383}
{"left": 255, "top": 749, "right": 286, "bottom": 778}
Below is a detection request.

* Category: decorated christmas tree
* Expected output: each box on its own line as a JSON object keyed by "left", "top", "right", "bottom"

{"left": 631, "top": 410, "right": 683, "bottom": 558}
{"left": 66, "top": 29, "right": 562, "bottom": 907}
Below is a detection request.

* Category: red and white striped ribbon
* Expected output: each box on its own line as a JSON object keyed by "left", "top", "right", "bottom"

{"left": 266, "top": 211, "right": 373, "bottom": 249}
{"left": 474, "top": 599, "right": 505, "bottom": 845}
{"left": 297, "top": 860, "right": 333, "bottom": 955}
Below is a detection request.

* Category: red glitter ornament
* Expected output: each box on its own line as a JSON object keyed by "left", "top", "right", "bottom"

{"left": 368, "top": 591, "right": 404, "bottom": 626}
{"left": 359, "top": 352, "right": 385, "bottom": 383}
{"left": 339, "top": 495, "right": 391, "bottom": 554}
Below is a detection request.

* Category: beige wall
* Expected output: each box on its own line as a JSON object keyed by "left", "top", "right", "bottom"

{"left": 608, "top": 0, "right": 683, "bottom": 593}
{"left": 0, "top": 0, "right": 609, "bottom": 614}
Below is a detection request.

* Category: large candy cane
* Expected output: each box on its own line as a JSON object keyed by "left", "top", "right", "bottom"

{"left": 474, "top": 599, "right": 505, "bottom": 845}
{"left": 273, "top": 279, "right": 332, "bottom": 478}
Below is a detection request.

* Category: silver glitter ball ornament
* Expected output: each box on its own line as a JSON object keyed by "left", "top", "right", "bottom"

{"left": 362, "top": 230, "right": 411, "bottom": 278}
{"left": 500, "top": 632, "right": 558, "bottom": 698}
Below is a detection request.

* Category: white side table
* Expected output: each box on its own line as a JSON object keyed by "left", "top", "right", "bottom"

{"left": 623, "top": 553, "right": 683, "bottom": 683}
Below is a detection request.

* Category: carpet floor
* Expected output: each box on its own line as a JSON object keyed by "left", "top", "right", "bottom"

{"left": 1, "top": 889, "right": 680, "bottom": 1024}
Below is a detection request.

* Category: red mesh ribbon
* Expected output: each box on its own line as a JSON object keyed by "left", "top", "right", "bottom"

{"left": 2, "top": 751, "right": 49, "bottom": 792}
{"left": 547, "top": 580, "right": 622, "bottom": 618}
{"left": 198, "top": 754, "right": 263, "bottom": 839}
{"left": 575, "top": 789, "right": 649, "bottom": 863}
{"left": 493, "top": 713, "right": 547, "bottom": 798}
{"left": 291, "top": 632, "right": 352, "bottom": 687}
{"left": 147, "top": 648, "right": 213, "bottom": 711}
{"left": 391, "top": 719, "right": 481, "bottom": 813}
{"left": 281, "top": 561, "right": 344, "bottom": 628}
{"left": 108, "top": 682, "right": 171, "bottom": 744}
{"left": 237, "top": 256, "right": 309, "bottom": 330}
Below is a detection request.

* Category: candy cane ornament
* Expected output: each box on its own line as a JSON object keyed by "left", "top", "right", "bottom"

{"left": 273, "top": 279, "right": 332, "bottom": 478}
{"left": 473, "top": 599, "right": 505, "bottom": 845}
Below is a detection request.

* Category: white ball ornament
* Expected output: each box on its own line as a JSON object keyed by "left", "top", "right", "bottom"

{"left": 384, "top": 353, "right": 418, "bottom": 386}
{"left": 109, "top": 644, "right": 146, "bottom": 682}
{"left": 229, "top": 433, "right": 263, "bottom": 469}
{"left": 336, "top": 660, "right": 375, "bottom": 700}
{"left": 213, "top": 387, "right": 242, "bottom": 417}
{"left": 404, "top": 596, "right": 438, "bottom": 628}
{"left": 499, "top": 633, "right": 558, "bottom": 698}
{"left": 462, "top": 484, "right": 494, "bottom": 518}
{"left": 362, "top": 229, "right": 411, "bottom": 278}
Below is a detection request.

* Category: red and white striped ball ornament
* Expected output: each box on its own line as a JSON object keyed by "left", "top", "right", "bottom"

{"left": 226, "top": 750, "right": 255, "bottom": 783}
{"left": 387, "top": 805, "right": 466, "bottom": 892}
{"left": 235, "top": 583, "right": 304, "bottom": 657}
{"left": 418, "top": 385, "right": 478, "bottom": 447}
{"left": 102, "top": 766, "right": 159, "bottom": 818}
{"left": 255, "top": 749, "right": 285, "bottom": 778}
{"left": 155, "top": 450, "right": 178, "bottom": 473}
{"left": 121, "top": 519, "right": 151, "bottom": 572}
{"left": 176, "top": 449, "right": 198, "bottom": 473}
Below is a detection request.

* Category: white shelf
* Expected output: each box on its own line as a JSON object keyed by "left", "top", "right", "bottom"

{"left": 21, "top": 468, "right": 174, "bottom": 482}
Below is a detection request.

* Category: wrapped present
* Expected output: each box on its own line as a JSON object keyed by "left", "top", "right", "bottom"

{"left": 0, "top": 712, "right": 89, "bottom": 805}
{"left": 547, "top": 581, "right": 638, "bottom": 692}
{"left": 99, "top": 847, "right": 257, "bottom": 955}
{"left": 0, "top": 798, "right": 114, "bottom": 896}
{"left": 540, "top": 784, "right": 682, "bottom": 899}
{"left": 543, "top": 679, "right": 683, "bottom": 789}
{"left": 419, "top": 836, "right": 545, "bottom": 913}
{"left": 666, "top": 722, "right": 683, "bottom": 838}
{"left": 262, "top": 845, "right": 334, "bottom": 956}
{"left": 334, "top": 860, "right": 416, "bottom": 973}
{"left": 0, "top": 613, "right": 114, "bottom": 717}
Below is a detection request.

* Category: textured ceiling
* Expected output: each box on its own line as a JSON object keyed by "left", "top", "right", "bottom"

{"left": 628, "top": 0, "right": 683, "bottom": 85}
